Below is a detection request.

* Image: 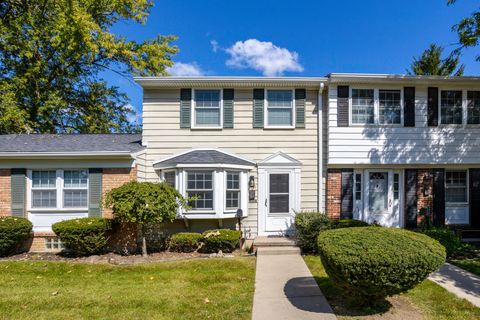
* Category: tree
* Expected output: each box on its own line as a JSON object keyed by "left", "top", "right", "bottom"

{"left": 104, "top": 181, "right": 189, "bottom": 256}
{"left": 407, "top": 44, "right": 465, "bottom": 76}
{"left": 0, "top": 1, "right": 178, "bottom": 134}
{"left": 449, "top": 0, "right": 480, "bottom": 61}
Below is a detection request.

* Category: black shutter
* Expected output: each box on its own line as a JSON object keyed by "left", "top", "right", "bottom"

{"left": 405, "top": 169, "right": 417, "bottom": 228}
{"left": 432, "top": 169, "right": 445, "bottom": 227}
{"left": 180, "top": 88, "right": 192, "bottom": 128}
{"left": 337, "top": 86, "right": 349, "bottom": 127}
{"left": 340, "top": 169, "right": 353, "bottom": 219}
{"left": 223, "top": 89, "right": 234, "bottom": 128}
{"left": 11, "top": 169, "right": 26, "bottom": 217}
{"left": 428, "top": 87, "right": 439, "bottom": 127}
{"left": 470, "top": 169, "right": 480, "bottom": 228}
{"left": 404, "top": 87, "right": 415, "bottom": 127}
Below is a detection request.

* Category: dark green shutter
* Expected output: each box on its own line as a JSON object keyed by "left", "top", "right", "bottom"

{"left": 253, "top": 89, "right": 264, "bottom": 128}
{"left": 11, "top": 169, "right": 26, "bottom": 217}
{"left": 223, "top": 89, "right": 234, "bottom": 128}
{"left": 88, "top": 168, "right": 103, "bottom": 217}
{"left": 180, "top": 88, "right": 192, "bottom": 128}
{"left": 295, "top": 89, "right": 306, "bottom": 128}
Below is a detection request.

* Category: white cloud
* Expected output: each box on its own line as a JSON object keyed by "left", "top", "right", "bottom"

{"left": 124, "top": 104, "right": 142, "bottom": 124}
{"left": 225, "top": 39, "right": 303, "bottom": 76}
{"left": 166, "top": 62, "right": 204, "bottom": 76}
{"left": 210, "top": 40, "right": 220, "bottom": 53}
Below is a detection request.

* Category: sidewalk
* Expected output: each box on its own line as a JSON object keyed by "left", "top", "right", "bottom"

{"left": 252, "top": 253, "right": 336, "bottom": 320}
{"left": 429, "top": 262, "right": 480, "bottom": 307}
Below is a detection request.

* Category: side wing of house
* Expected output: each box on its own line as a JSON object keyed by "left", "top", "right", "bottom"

{"left": 136, "top": 77, "right": 327, "bottom": 238}
{"left": 326, "top": 74, "right": 480, "bottom": 232}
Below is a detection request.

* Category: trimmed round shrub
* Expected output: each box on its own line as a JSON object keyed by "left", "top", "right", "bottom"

{"left": 422, "top": 227, "right": 472, "bottom": 258}
{"left": 294, "top": 211, "right": 331, "bottom": 254}
{"left": 318, "top": 227, "right": 446, "bottom": 305}
{"left": 52, "top": 218, "right": 111, "bottom": 255}
{"left": 332, "top": 219, "right": 369, "bottom": 229}
{"left": 201, "top": 229, "right": 241, "bottom": 253}
{"left": 0, "top": 217, "right": 32, "bottom": 256}
{"left": 169, "top": 232, "right": 203, "bottom": 253}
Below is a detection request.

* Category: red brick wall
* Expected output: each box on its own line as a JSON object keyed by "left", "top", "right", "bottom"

{"left": 417, "top": 169, "right": 433, "bottom": 226}
{"left": 0, "top": 169, "right": 11, "bottom": 217}
{"left": 326, "top": 169, "right": 341, "bottom": 219}
{"left": 102, "top": 167, "right": 137, "bottom": 218}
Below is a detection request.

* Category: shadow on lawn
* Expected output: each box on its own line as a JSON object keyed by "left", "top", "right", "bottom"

{"left": 312, "top": 275, "right": 393, "bottom": 317}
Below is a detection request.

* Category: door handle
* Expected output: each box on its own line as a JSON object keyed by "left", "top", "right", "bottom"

{"left": 265, "top": 198, "right": 268, "bottom": 207}
{"left": 389, "top": 199, "right": 392, "bottom": 207}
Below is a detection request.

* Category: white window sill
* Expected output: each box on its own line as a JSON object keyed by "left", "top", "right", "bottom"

{"left": 263, "top": 126, "right": 295, "bottom": 130}
{"left": 29, "top": 208, "right": 89, "bottom": 213}
{"left": 190, "top": 127, "right": 223, "bottom": 130}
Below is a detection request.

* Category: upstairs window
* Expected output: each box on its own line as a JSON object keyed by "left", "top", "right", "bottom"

{"left": 379, "top": 90, "right": 401, "bottom": 124}
{"left": 445, "top": 171, "right": 467, "bottom": 203}
{"left": 352, "top": 89, "right": 374, "bottom": 124}
{"left": 441, "top": 90, "right": 462, "bottom": 125}
{"left": 467, "top": 91, "right": 480, "bottom": 124}
{"left": 186, "top": 171, "right": 214, "bottom": 210}
{"left": 266, "top": 90, "right": 294, "bottom": 127}
{"left": 194, "top": 90, "right": 221, "bottom": 127}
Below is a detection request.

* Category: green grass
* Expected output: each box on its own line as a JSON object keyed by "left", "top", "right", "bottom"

{"left": 451, "top": 258, "right": 480, "bottom": 277}
{"left": 0, "top": 257, "right": 255, "bottom": 320}
{"left": 304, "top": 255, "right": 480, "bottom": 320}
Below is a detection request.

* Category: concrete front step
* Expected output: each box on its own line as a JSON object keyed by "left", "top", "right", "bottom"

{"left": 254, "top": 236, "right": 296, "bottom": 247}
{"left": 256, "top": 246, "right": 301, "bottom": 255}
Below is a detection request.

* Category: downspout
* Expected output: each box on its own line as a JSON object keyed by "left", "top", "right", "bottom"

{"left": 318, "top": 82, "right": 325, "bottom": 212}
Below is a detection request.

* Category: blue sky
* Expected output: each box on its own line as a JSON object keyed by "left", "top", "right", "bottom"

{"left": 103, "top": 0, "right": 480, "bottom": 120}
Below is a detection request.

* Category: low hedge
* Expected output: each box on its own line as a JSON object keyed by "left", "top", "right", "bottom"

{"left": 318, "top": 227, "right": 446, "bottom": 305}
{"left": 52, "top": 218, "right": 111, "bottom": 255}
{"left": 0, "top": 217, "right": 32, "bottom": 256}
{"left": 169, "top": 232, "right": 203, "bottom": 253}
{"left": 422, "top": 227, "right": 472, "bottom": 258}
{"left": 201, "top": 229, "right": 241, "bottom": 253}
{"left": 294, "top": 211, "right": 331, "bottom": 254}
{"left": 331, "top": 219, "right": 369, "bottom": 229}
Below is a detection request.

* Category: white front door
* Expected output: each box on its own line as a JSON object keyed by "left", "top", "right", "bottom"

{"left": 363, "top": 170, "right": 403, "bottom": 227}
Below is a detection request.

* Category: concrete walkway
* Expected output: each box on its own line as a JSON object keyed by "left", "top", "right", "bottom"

{"left": 252, "top": 254, "right": 336, "bottom": 320}
{"left": 429, "top": 263, "right": 480, "bottom": 307}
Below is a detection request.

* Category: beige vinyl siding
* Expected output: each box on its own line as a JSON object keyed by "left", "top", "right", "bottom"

{"left": 141, "top": 88, "right": 319, "bottom": 237}
{"left": 328, "top": 84, "right": 480, "bottom": 166}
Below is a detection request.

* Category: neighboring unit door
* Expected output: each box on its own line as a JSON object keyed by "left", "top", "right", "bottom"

{"left": 364, "top": 170, "right": 402, "bottom": 227}
{"left": 265, "top": 173, "right": 293, "bottom": 233}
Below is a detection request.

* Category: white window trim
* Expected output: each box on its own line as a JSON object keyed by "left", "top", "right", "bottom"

{"left": 27, "top": 169, "right": 89, "bottom": 212}
{"left": 445, "top": 169, "right": 469, "bottom": 206}
{"left": 438, "top": 88, "right": 480, "bottom": 127}
{"left": 191, "top": 88, "right": 223, "bottom": 129}
{"left": 185, "top": 170, "right": 216, "bottom": 213}
{"left": 264, "top": 89, "right": 296, "bottom": 129}
{"left": 349, "top": 87, "right": 404, "bottom": 126}
{"left": 225, "top": 171, "right": 241, "bottom": 212}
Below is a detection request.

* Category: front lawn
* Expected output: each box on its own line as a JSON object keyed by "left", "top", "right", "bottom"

{"left": 304, "top": 256, "right": 480, "bottom": 320}
{"left": 0, "top": 257, "right": 255, "bottom": 320}
{"left": 451, "top": 258, "right": 480, "bottom": 277}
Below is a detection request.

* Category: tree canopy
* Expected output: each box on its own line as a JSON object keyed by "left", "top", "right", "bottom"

{"left": 449, "top": 0, "right": 480, "bottom": 60}
{"left": 407, "top": 43, "right": 465, "bottom": 76}
{"left": 0, "top": 0, "right": 178, "bottom": 134}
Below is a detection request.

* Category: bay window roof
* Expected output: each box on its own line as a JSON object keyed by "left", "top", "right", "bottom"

{"left": 153, "top": 148, "right": 255, "bottom": 170}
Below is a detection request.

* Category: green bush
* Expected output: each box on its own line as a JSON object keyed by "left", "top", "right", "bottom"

{"left": 318, "top": 227, "right": 446, "bottom": 305}
{"left": 0, "top": 217, "right": 32, "bottom": 256}
{"left": 201, "top": 229, "right": 241, "bottom": 253}
{"left": 332, "top": 219, "right": 369, "bottom": 229}
{"left": 422, "top": 227, "right": 472, "bottom": 258}
{"left": 294, "top": 211, "right": 331, "bottom": 254}
{"left": 169, "top": 232, "right": 203, "bottom": 253}
{"left": 52, "top": 218, "right": 111, "bottom": 255}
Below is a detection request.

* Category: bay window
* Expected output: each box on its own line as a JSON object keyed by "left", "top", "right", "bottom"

{"left": 226, "top": 172, "right": 240, "bottom": 210}
{"left": 186, "top": 171, "right": 214, "bottom": 210}
{"left": 266, "top": 90, "right": 294, "bottom": 127}
{"left": 194, "top": 90, "right": 222, "bottom": 128}
{"left": 30, "top": 169, "right": 89, "bottom": 210}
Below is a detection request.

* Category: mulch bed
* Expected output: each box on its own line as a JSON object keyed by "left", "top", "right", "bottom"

{"left": 0, "top": 250, "right": 250, "bottom": 265}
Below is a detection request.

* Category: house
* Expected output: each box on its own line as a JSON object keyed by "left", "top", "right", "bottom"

{"left": 1, "top": 74, "right": 479, "bottom": 252}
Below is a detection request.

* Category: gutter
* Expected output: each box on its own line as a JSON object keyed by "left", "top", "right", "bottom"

{"left": 0, "top": 151, "right": 136, "bottom": 159}
{"left": 318, "top": 83, "right": 325, "bottom": 212}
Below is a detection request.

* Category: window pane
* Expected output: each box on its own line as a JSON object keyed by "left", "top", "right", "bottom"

{"left": 32, "top": 190, "right": 56, "bottom": 208}
{"left": 63, "top": 190, "right": 88, "bottom": 208}
{"left": 195, "top": 108, "right": 221, "bottom": 126}
{"left": 467, "top": 91, "right": 480, "bottom": 124}
{"left": 446, "top": 171, "right": 467, "bottom": 203}
{"left": 32, "top": 171, "right": 56, "bottom": 188}
{"left": 368, "top": 172, "right": 388, "bottom": 213}
{"left": 227, "top": 172, "right": 240, "bottom": 190}
{"left": 269, "top": 174, "right": 289, "bottom": 194}
{"left": 164, "top": 171, "right": 176, "bottom": 188}
{"left": 195, "top": 90, "right": 221, "bottom": 126}
{"left": 186, "top": 171, "right": 214, "bottom": 210}
{"left": 441, "top": 91, "right": 462, "bottom": 124}
{"left": 226, "top": 191, "right": 240, "bottom": 209}
{"left": 270, "top": 194, "right": 289, "bottom": 213}
{"left": 355, "top": 173, "right": 362, "bottom": 201}
{"left": 64, "top": 170, "right": 88, "bottom": 188}
{"left": 187, "top": 191, "right": 213, "bottom": 209}
{"left": 446, "top": 188, "right": 467, "bottom": 202}
{"left": 379, "top": 90, "right": 401, "bottom": 124}
{"left": 267, "top": 90, "right": 293, "bottom": 126}
{"left": 195, "top": 90, "right": 220, "bottom": 108}
{"left": 352, "top": 89, "right": 374, "bottom": 124}
{"left": 393, "top": 173, "right": 399, "bottom": 200}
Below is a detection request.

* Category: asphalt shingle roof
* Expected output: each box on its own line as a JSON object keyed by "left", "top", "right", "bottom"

{"left": 157, "top": 150, "right": 254, "bottom": 166}
{"left": 0, "top": 134, "right": 143, "bottom": 153}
